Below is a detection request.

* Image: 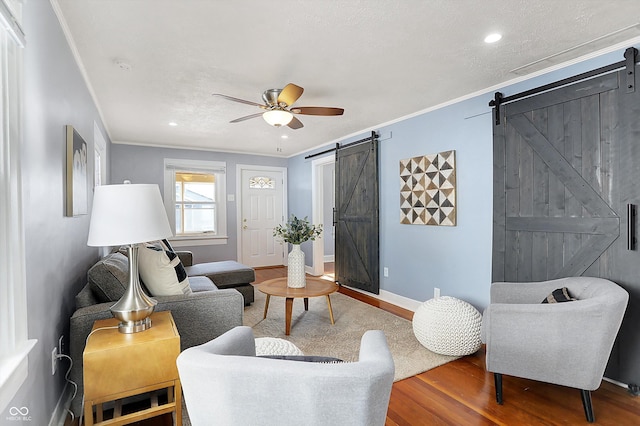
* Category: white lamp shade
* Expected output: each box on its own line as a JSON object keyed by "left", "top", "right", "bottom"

{"left": 87, "top": 184, "right": 173, "bottom": 247}
{"left": 263, "top": 109, "right": 293, "bottom": 126}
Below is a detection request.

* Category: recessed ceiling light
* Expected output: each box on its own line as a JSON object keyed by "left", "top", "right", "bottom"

{"left": 168, "top": 122, "right": 178, "bottom": 127}
{"left": 484, "top": 33, "right": 502, "bottom": 44}
{"left": 281, "top": 135, "right": 289, "bottom": 139}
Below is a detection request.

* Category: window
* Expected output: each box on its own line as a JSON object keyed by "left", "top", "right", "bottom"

{"left": 93, "top": 122, "right": 110, "bottom": 257}
{"left": 175, "top": 172, "right": 216, "bottom": 234}
{"left": 164, "top": 159, "right": 227, "bottom": 246}
{"left": 0, "top": 0, "right": 36, "bottom": 412}
{"left": 93, "top": 121, "right": 106, "bottom": 188}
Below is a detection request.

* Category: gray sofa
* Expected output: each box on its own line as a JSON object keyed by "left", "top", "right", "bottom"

{"left": 68, "top": 251, "right": 251, "bottom": 418}
{"left": 176, "top": 250, "right": 255, "bottom": 305}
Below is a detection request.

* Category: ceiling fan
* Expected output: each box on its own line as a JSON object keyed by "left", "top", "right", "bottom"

{"left": 212, "top": 83, "right": 344, "bottom": 129}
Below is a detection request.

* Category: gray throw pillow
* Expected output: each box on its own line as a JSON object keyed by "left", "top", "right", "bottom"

{"left": 88, "top": 253, "right": 129, "bottom": 302}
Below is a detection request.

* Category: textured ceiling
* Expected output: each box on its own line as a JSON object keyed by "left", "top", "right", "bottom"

{"left": 53, "top": 0, "right": 640, "bottom": 157}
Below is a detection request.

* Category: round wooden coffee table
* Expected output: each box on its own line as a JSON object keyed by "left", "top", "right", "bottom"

{"left": 258, "top": 277, "right": 338, "bottom": 335}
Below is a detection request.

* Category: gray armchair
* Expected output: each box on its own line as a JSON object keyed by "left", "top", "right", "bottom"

{"left": 481, "top": 277, "right": 628, "bottom": 422}
{"left": 177, "top": 326, "right": 395, "bottom": 426}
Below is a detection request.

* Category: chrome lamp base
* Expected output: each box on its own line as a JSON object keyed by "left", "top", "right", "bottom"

{"left": 117, "top": 316, "right": 152, "bottom": 333}
{"left": 110, "top": 244, "right": 157, "bottom": 334}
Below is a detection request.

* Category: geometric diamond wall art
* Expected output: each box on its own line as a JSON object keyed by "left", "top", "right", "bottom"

{"left": 399, "top": 150, "right": 456, "bottom": 226}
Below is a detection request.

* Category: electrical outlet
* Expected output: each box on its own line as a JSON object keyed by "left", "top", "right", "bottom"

{"left": 58, "top": 335, "right": 64, "bottom": 355}
{"left": 383, "top": 267, "right": 389, "bottom": 277}
{"left": 434, "top": 287, "right": 441, "bottom": 298}
{"left": 51, "top": 347, "right": 58, "bottom": 375}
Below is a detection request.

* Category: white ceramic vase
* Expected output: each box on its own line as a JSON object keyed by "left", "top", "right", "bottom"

{"left": 287, "top": 244, "right": 306, "bottom": 288}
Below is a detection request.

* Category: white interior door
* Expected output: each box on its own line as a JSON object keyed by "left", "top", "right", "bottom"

{"left": 239, "top": 167, "right": 285, "bottom": 267}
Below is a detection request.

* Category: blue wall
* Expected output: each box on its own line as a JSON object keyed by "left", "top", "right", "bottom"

{"left": 378, "top": 100, "right": 494, "bottom": 308}
{"left": 287, "top": 45, "right": 637, "bottom": 310}
{"left": 286, "top": 147, "right": 324, "bottom": 258}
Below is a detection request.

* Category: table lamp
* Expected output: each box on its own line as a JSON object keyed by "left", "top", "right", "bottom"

{"left": 87, "top": 183, "right": 173, "bottom": 333}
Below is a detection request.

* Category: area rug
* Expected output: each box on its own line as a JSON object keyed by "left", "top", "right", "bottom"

{"left": 243, "top": 288, "right": 459, "bottom": 381}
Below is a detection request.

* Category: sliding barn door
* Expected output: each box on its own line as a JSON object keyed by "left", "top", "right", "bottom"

{"left": 335, "top": 139, "right": 380, "bottom": 294}
{"left": 492, "top": 64, "right": 640, "bottom": 386}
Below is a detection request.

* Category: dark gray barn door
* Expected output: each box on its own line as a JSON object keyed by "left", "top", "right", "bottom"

{"left": 492, "top": 65, "right": 640, "bottom": 386}
{"left": 335, "top": 139, "right": 379, "bottom": 294}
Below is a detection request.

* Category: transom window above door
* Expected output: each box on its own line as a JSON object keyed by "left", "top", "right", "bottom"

{"left": 249, "top": 176, "right": 275, "bottom": 189}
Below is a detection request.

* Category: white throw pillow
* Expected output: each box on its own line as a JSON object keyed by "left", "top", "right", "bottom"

{"left": 137, "top": 242, "right": 192, "bottom": 296}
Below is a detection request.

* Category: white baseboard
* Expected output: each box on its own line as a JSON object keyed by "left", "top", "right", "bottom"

{"left": 48, "top": 382, "right": 75, "bottom": 426}
{"left": 378, "top": 289, "right": 422, "bottom": 312}
{"left": 323, "top": 255, "right": 335, "bottom": 262}
{"left": 342, "top": 285, "right": 422, "bottom": 312}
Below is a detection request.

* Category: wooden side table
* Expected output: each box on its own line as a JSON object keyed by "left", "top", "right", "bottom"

{"left": 83, "top": 311, "right": 182, "bottom": 426}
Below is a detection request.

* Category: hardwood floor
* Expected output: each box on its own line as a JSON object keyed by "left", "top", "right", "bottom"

{"left": 257, "top": 265, "right": 640, "bottom": 425}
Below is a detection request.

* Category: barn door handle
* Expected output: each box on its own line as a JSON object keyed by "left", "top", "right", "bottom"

{"left": 333, "top": 208, "right": 337, "bottom": 226}
{"left": 628, "top": 204, "right": 636, "bottom": 251}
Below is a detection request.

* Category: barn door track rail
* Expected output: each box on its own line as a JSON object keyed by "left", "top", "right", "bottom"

{"left": 490, "top": 47, "right": 638, "bottom": 125}
{"left": 304, "top": 131, "right": 379, "bottom": 160}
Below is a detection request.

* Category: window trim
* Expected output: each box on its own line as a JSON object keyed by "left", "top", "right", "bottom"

{"left": 93, "top": 122, "right": 110, "bottom": 257}
{"left": 0, "top": 0, "right": 25, "bottom": 47}
{"left": 93, "top": 121, "right": 106, "bottom": 187}
{"left": 0, "top": 0, "right": 36, "bottom": 412}
{"left": 163, "top": 158, "right": 227, "bottom": 246}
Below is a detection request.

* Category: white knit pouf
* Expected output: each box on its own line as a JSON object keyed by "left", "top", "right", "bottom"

{"left": 412, "top": 296, "right": 482, "bottom": 356}
{"left": 255, "top": 337, "right": 304, "bottom": 356}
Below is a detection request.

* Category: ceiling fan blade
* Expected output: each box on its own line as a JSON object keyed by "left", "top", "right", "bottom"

{"left": 213, "top": 93, "right": 267, "bottom": 109}
{"left": 277, "top": 83, "right": 304, "bottom": 107}
{"left": 290, "top": 106, "right": 344, "bottom": 116}
{"left": 229, "top": 112, "right": 264, "bottom": 123}
{"left": 287, "top": 116, "right": 304, "bottom": 129}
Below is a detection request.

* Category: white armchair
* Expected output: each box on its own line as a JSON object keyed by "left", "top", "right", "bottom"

{"left": 482, "top": 277, "right": 628, "bottom": 423}
{"left": 176, "top": 326, "right": 395, "bottom": 426}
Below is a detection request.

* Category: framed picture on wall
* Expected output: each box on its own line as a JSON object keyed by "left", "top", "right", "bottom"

{"left": 65, "top": 125, "right": 88, "bottom": 216}
{"left": 399, "top": 150, "right": 456, "bottom": 226}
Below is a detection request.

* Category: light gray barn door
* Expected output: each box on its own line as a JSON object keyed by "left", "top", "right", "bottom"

{"left": 492, "top": 65, "right": 640, "bottom": 387}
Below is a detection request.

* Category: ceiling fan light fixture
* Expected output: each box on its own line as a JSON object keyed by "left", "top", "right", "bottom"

{"left": 263, "top": 109, "right": 293, "bottom": 127}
